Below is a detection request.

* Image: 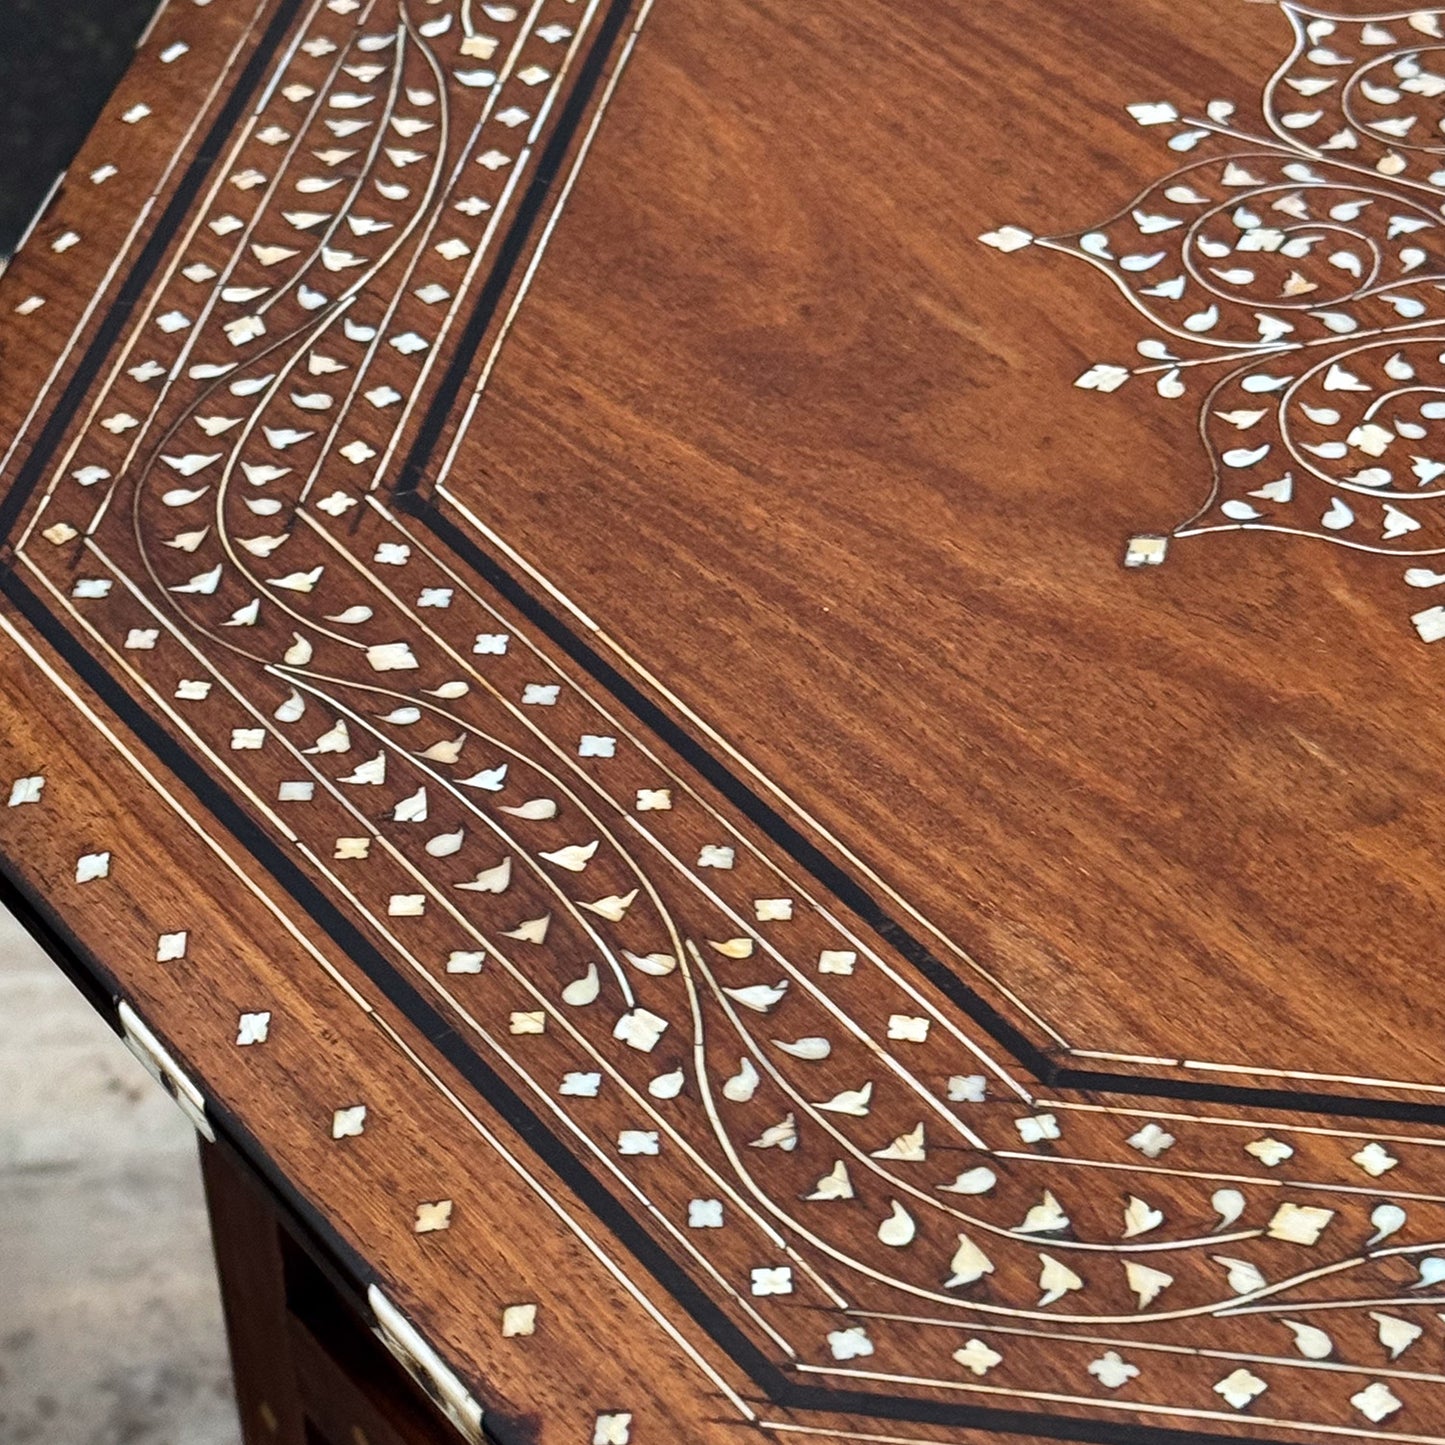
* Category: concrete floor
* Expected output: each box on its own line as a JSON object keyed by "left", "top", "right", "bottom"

{"left": 0, "top": 907, "right": 241, "bottom": 1444}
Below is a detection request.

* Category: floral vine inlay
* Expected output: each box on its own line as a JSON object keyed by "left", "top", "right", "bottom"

{"left": 982, "top": 3, "right": 1445, "bottom": 642}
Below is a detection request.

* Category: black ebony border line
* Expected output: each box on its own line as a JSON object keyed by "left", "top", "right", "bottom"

{"left": 0, "top": 561, "right": 767, "bottom": 1378}
{"left": 0, "top": 850, "right": 512, "bottom": 1445}
{"left": 382, "top": 41, "right": 1445, "bottom": 1125}
{"left": 0, "top": 855, "right": 379, "bottom": 1304}
{"left": 0, "top": 0, "right": 1438, "bottom": 1439}
{"left": 0, "top": 868, "right": 1326, "bottom": 1445}
{"left": 410, "top": 492, "right": 1445, "bottom": 1127}
{"left": 375, "top": 0, "right": 1445, "bottom": 1131}
{"left": 0, "top": 573, "right": 1331, "bottom": 1445}
{"left": 4, "top": 561, "right": 1317, "bottom": 1445}
{"left": 2, "top": 0, "right": 1439, "bottom": 1127}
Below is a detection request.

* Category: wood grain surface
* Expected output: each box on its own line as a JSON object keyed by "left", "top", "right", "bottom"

{"left": 6, "top": 1, "right": 1445, "bottom": 1443}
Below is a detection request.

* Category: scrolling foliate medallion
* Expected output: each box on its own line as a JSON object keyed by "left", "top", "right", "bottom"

{"left": 984, "top": 3, "right": 1445, "bottom": 641}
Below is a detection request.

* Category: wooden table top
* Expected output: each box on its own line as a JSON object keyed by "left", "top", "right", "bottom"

{"left": 7, "top": 0, "right": 1445, "bottom": 1440}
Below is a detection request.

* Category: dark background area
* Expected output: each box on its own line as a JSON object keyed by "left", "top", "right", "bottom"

{"left": 0, "top": 0, "right": 159, "bottom": 253}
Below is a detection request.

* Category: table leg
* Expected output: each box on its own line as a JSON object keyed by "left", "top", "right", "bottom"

{"left": 199, "top": 1139, "right": 462, "bottom": 1445}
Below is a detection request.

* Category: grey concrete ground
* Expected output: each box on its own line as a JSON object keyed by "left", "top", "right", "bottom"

{"left": 0, "top": 906, "right": 241, "bottom": 1445}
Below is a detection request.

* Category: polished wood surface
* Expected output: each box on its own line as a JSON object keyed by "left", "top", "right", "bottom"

{"left": 5, "top": 1, "right": 1445, "bottom": 1442}
{"left": 455, "top": 0, "right": 1445, "bottom": 1086}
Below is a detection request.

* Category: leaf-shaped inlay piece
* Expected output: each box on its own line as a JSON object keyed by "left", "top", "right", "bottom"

{"left": 1282, "top": 1319, "right": 1333, "bottom": 1360}
{"left": 945, "top": 1234, "right": 994, "bottom": 1287}
{"left": 1037, "top": 1254, "right": 1084, "bottom": 1307}
{"left": 1124, "top": 1261, "right": 1173, "bottom": 1309}
{"left": 503, "top": 914, "right": 550, "bottom": 944}
{"left": 750, "top": 1114, "right": 797, "bottom": 1151}
{"left": 773, "top": 1036, "right": 830, "bottom": 1060}
{"left": 1371, "top": 1311, "right": 1423, "bottom": 1360}
{"left": 722, "top": 1057, "right": 760, "bottom": 1103}
{"left": 1212, "top": 1188, "right": 1247, "bottom": 1229}
{"left": 722, "top": 980, "right": 787, "bottom": 1013}
{"left": 580, "top": 889, "right": 639, "bottom": 922}
{"left": 871, "top": 1123, "right": 925, "bottom": 1161}
{"left": 648, "top": 1069, "right": 684, "bottom": 1100}
{"left": 877, "top": 1201, "right": 916, "bottom": 1248}
{"left": 1122, "top": 1195, "right": 1164, "bottom": 1237}
{"left": 623, "top": 950, "right": 677, "bottom": 977}
{"left": 1214, "top": 1255, "right": 1267, "bottom": 1295}
{"left": 561, "top": 963, "right": 600, "bottom": 1007}
{"left": 815, "top": 1082, "right": 872, "bottom": 1116}
{"left": 1017, "top": 1190, "right": 1069, "bottom": 1235}
{"left": 457, "top": 858, "right": 511, "bottom": 894}
{"left": 539, "top": 840, "right": 599, "bottom": 872}
{"left": 938, "top": 1166, "right": 997, "bottom": 1196}
{"left": 425, "top": 828, "right": 464, "bottom": 858}
{"left": 1368, "top": 1203, "right": 1407, "bottom": 1245}
{"left": 806, "top": 1161, "right": 853, "bottom": 1201}
{"left": 500, "top": 797, "right": 559, "bottom": 821}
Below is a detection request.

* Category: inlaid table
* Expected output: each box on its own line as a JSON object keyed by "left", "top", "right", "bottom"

{"left": 6, "top": 1, "right": 1445, "bottom": 1442}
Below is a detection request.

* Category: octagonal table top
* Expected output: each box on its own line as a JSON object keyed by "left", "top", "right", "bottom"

{"left": 5, "top": 1, "right": 1445, "bottom": 1442}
